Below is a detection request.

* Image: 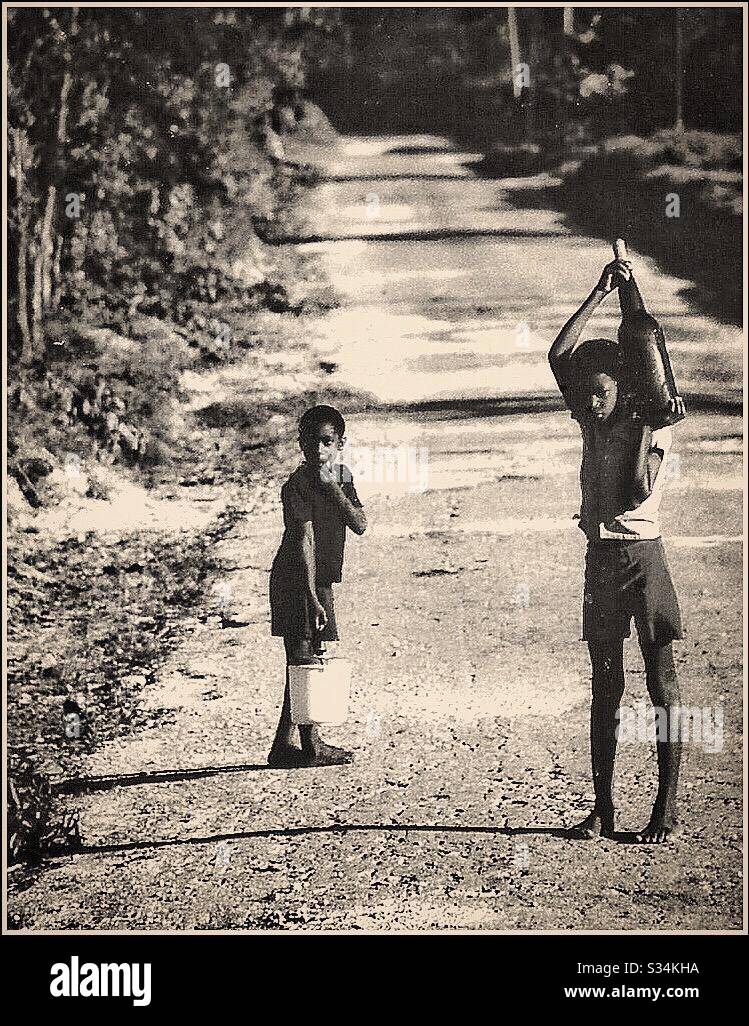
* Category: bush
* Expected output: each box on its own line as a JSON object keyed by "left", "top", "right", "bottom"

{"left": 85, "top": 469, "right": 112, "bottom": 500}
{"left": 8, "top": 757, "right": 79, "bottom": 864}
{"left": 594, "top": 130, "right": 742, "bottom": 174}
{"left": 651, "top": 129, "right": 742, "bottom": 172}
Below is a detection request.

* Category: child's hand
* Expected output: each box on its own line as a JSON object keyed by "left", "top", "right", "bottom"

{"left": 319, "top": 463, "right": 338, "bottom": 487}
{"left": 320, "top": 463, "right": 352, "bottom": 487}
{"left": 596, "top": 259, "right": 632, "bottom": 294}
{"left": 312, "top": 598, "right": 327, "bottom": 632}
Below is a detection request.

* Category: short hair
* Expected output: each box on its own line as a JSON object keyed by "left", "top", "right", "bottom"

{"left": 298, "top": 404, "right": 346, "bottom": 439}
{"left": 571, "top": 339, "right": 622, "bottom": 383}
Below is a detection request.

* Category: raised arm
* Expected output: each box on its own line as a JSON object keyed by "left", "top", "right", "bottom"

{"left": 548, "top": 260, "right": 631, "bottom": 394}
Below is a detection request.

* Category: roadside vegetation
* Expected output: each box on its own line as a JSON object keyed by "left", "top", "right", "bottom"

{"left": 7, "top": 7, "right": 344, "bottom": 864}
{"left": 8, "top": 7, "right": 342, "bottom": 511}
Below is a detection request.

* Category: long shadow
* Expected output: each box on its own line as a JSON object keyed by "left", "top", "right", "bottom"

{"left": 55, "top": 762, "right": 272, "bottom": 796}
{"left": 318, "top": 173, "right": 480, "bottom": 184}
{"left": 679, "top": 393, "right": 743, "bottom": 416}
{"left": 391, "top": 395, "right": 566, "bottom": 420}
{"left": 388, "top": 145, "right": 457, "bottom": 155}
{"left": 274, "top": 226, "right": 569, "bottom": 246}
{"left": 76, "top": 822, "right": 573, "bottom": 857}
{"left": 500, "top": 177, "right": 742, "bottom": 327}
{"left": 386, "top": 392, "right": 742, "bottom": 423}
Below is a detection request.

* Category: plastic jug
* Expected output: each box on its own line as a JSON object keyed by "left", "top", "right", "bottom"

{"left": 288, "top": 657, "right": 351, "bottom": 726}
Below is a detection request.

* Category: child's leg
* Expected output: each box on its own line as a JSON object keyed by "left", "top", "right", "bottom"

{"left": 267, "top": 667, "right": 297, "bottom": 760}
{"left": 269, "top": 636, "right": 353, "bottom": 767}
{"left": 298, "top": 724, "right": 353, "bottom": 765}
{"left": 636, "top": 640, "right": 682, "bottom": 842}
{"left": 568, "top": 638, "right": 625, "bottom": 838}
{"left": 267, "top": 638, "right": 317, "bottom": 766}
{"left": 296, "top": 586, "right": 353, "bottom": 767}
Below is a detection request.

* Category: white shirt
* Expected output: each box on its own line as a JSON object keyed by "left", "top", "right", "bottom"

{"left": 578, "top": 420, "right": 673, "bottom": 542}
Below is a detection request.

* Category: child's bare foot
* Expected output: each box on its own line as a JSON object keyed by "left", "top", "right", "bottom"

{"left": 566, "top": 807, "right": 615, "bottom": 839}
{"left": 636, "top": 808, "right": 681, "bottom": 844}
{"left": 267, "top": 743, "right": 305, "bottom": 769}
{"left": 301, "top": 741, "right": 354, "bottom": 767}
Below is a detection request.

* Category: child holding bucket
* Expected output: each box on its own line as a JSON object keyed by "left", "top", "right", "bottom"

{"left": 268, "top": 404, "right": 367, "bottom": 768}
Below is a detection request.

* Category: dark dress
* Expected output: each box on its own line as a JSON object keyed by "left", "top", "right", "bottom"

{"left": 269, "top": 464, "right": 362, "bottom": 642}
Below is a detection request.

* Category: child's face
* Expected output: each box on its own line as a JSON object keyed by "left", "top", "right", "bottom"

{"left": 584, "top": 372, "right": 619, "bottom": 423}
{"left": 300, "top": 420, "right": 343, "bottom": 469}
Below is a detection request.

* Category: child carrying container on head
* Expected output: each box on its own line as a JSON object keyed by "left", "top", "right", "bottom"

{"left": 268, "top": 404, "right": 367, "bottom": 768}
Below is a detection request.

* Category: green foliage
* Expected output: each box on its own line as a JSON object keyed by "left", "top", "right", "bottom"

{"left": 649, "top": 130, "right": 742, "bottom": 173}
{"left": 595, "top": 130, "right": 742, "bottom": 174}
{"left": 8, "top": 7, "right": 332, "bottom": 350}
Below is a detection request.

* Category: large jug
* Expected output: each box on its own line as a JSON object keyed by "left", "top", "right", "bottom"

{"left": 613, "top": 239, "right": 685, "bottom": 429}
{"left": 288, "top": 657, "right": 351, "bottom": 726}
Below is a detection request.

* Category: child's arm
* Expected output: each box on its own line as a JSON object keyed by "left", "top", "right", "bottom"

{"left": 625, "top": 421, "right": 662, "bottom": 508}
{"left": 295, "top": 522, "right": 327, "bottom": 630}
{"left": 623, "top": 413, "right": 678, "bottom": 508}
{"left": 319, "top": 468, "right": 367, "bottom": 535}
{"left": 548, "top": 260, "right": 631, "bottom": 393}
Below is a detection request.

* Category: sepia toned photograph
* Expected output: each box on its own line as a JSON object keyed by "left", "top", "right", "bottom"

{"left": 4, "top": 1, "right": 745, "bottom": 949}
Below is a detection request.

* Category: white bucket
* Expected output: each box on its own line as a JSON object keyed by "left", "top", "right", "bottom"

{"left": 288, "top": 658, "right": 351, "bottom": 726}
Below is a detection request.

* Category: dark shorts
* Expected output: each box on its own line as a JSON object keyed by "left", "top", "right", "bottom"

{"left": 583, "top": 538, "right": 683, "bottom": 647}
{"left": 269, "top": 567, "right": 339, "bottom": 642}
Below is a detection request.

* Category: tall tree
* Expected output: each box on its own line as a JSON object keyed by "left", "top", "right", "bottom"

{"left": 9, "top": 128, "right": 34, "bottom": 362}
{"left": 507, "top": 6, "right": 523, "bottom": 100}
{"left": 31, "top": 6, "right": 78, "bottom": 353}
{"left": 674, "top": 8, "right": 684, "bottom": 131}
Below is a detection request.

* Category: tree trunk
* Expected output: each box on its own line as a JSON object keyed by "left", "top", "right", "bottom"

{"left": 40, "top": 187, "right": 58, "bottom": 311}
{"left": 506, "top": 7, "right": 534, "bottom": 144}
{"left": 16, "top": 218, "right": 31, "bottom": 363}
{"left": 563, "top": 7, "right": 574, "bottom": 36}
{"left": 50, "top": 233, "right": 64, "bottom": 309}
{"left": 35, "top": 6, "right": 77, "bottom": 349}
{"left": 507, "top": 7, "right": 522, "bottom": 100}
{"left": 10, "top": 132, "right": 32, "bottom": 363}
{"left": 31, "top": 231, "right": 44, "bottom": 352}
{"left": 674, "top": 9, "right": 684, "bottom": 131}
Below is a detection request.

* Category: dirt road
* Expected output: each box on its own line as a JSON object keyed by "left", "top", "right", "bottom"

{"left": 10, "top": 136, "right": 742, "bottom": 931}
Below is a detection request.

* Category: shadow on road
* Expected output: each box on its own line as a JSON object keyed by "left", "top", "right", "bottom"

{"left": 393, "top": 396, "right": 566, "bottom": 420}
{"left": 501, "top": 178, "right": 742, "bottom": 327}
{"left": 319, "top": 173, "right": 477, "bottom": 183}
{"left": 276, "top": 226, "right": 569, "bottom": 246}
{"left": 390, "top": 393, "right": 742, "bottom": 423}
{"left": 53, "top": 761, "right": 655, "bottom": 856}
{"left": 56, "top": 763, "right": 273, "bottom": 796}
{"left": 76, "top": 821, "right": 576, "bottom": 857}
